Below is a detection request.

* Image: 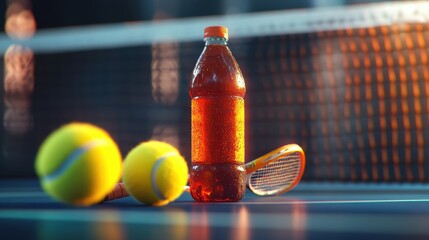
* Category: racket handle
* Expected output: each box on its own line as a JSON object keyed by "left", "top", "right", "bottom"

{"left": 103, "top": 182, "right": 129, "bottom": 202}
{"left": 102, "top": 183, "right": 191, "bottom": 203}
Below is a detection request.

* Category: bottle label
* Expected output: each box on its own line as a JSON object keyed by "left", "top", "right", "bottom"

{"left": 191, "top": 96, "right": 244, "bottom": 164}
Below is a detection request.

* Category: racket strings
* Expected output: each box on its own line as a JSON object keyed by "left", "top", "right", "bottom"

{"left": 248, "top": 152, "right": 302, "bottom": 195}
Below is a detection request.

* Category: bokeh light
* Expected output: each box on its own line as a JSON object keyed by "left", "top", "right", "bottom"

{"left": 5, "top": 1, "right": 36, "bottom": 39}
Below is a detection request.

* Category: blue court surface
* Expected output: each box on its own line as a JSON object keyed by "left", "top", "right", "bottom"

{"left": 2, "top": 180, "right": 429, "bottom": 240}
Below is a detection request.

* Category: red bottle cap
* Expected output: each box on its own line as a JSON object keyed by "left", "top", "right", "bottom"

{"left": 204, "top": 26, "right": 228, "bottom": 39}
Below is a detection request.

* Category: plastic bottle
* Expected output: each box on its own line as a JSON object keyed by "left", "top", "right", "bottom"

{"left": 189, "top": 26, "right": 246, "bottom": 202}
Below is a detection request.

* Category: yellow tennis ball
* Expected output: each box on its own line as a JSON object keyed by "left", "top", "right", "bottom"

{"left": 35, "top": 123, "right": 122, "bottom": 206}
{"left": 122, "top": 141, "right": 189, "bottom": 206}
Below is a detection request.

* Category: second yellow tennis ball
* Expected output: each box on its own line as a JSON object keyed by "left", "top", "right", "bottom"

{"left": 122, "top": 141, "right": 189, "bottom": 206}
{"left": 35, "top": 123, "right": 122, "bottom": 206}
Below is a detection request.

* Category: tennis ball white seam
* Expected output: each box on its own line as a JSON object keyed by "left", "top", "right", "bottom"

{"left": 151, "top": 152, "right": 179, "bottom": 201}
{"left": 42, "top": 139, "right": 110, "bottom": 183}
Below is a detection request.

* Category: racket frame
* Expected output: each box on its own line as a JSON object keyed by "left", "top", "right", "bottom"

{"left": 245, "top": 143, "right": 306, "bottom": 196}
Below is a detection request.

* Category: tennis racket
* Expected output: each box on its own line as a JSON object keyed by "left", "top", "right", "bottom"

{"left": 103, "top": 143, "right": 305, "bottom": 201}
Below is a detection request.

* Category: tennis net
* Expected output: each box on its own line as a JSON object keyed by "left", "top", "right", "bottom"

{"left": 1, "top": 1, "right": 429, "bottom": 181}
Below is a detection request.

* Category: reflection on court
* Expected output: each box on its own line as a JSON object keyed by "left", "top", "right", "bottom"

{"left": 2, "top": 181, "right": 429, "bottom": 239}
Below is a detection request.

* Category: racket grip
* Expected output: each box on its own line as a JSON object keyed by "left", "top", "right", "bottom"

{"left": 103, "top": 182, "right": 129, "bottom": 202}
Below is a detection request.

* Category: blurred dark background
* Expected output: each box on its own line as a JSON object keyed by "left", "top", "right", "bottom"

{"left": 1, "top": 0, "right": 428, "bottom": 182}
